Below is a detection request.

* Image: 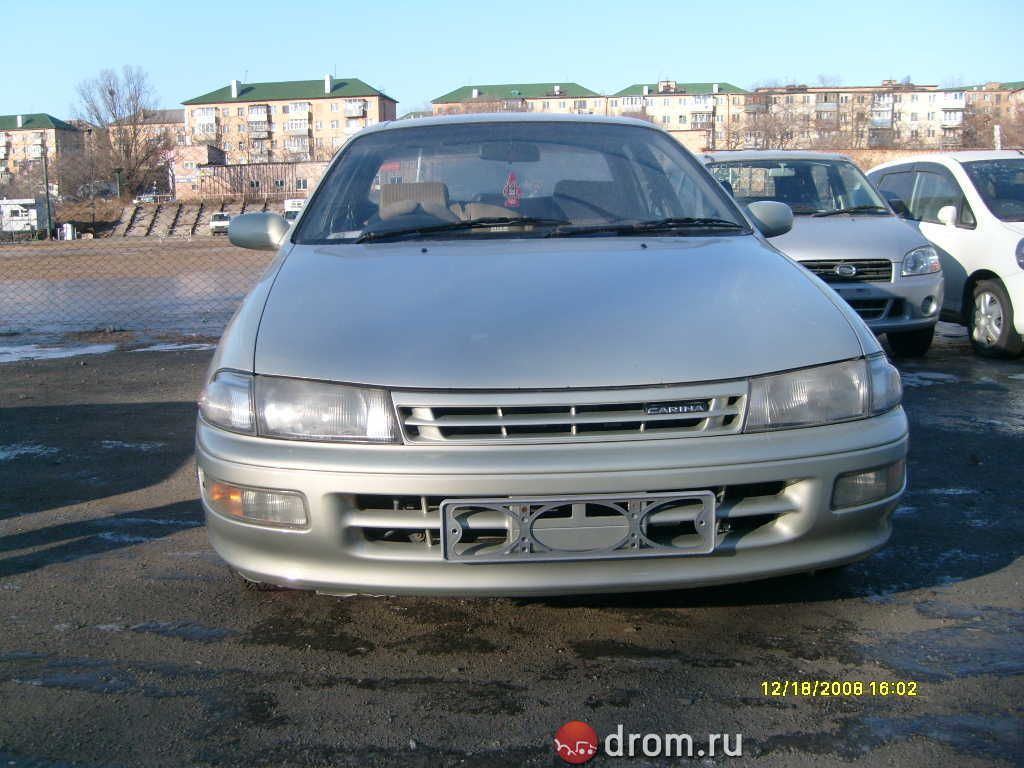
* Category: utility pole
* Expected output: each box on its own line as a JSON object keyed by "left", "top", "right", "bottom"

{"left": 40, "top": 135, "right": 53, "bottom": 240}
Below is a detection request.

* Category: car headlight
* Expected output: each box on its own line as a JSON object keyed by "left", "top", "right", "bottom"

{"left": 745, "top": 355, "right": 900, "bottom": 432}
{"left": 902, "top": 245, "right": 941, "bottom": 276}
{"left": 199, "top": 371, "right": 400, "bottom": 443}
{"left": 199, "top": 370, "right": 255, "bottom": 434}
{"left": 1016, "top": 238, "right": 1024, "bottom": 270}
{"left": 255, "top": 376, "right": 399, "bottom": 443}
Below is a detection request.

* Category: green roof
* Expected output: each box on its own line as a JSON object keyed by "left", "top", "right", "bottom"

{"left": 432, "top": 83, "right": 599, "bottom": 104}
{"left": 182, "top": 78, "right": 393, "bottom": 105}
{"left": 613, "top": 82, "right": 748, "bottom": 97}
{"left": 0, "top": 113, "right": 77, "bottom": 131}
{"left": 999, "top": 80, "right": 1024, "bottom": 90}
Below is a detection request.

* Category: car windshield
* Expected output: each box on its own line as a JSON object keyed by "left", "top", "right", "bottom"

{"left": 293, "top": 121, "right": 748, "bottom": 243}
{"left": 213, "top": 214, "right": 230, "bottom": 220}
{"left": 708, "top": 159, "right": 889, "bottom": 216}
{"left": 962, "top": 158, "right": 1024, "bottom": 222}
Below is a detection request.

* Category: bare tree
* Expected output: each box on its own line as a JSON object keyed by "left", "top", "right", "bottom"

{"left": 75, "top": 66, "right": 175, "bottom": 196}
{"left": 963, "top": 102, "right": 1024, "bottom": 148}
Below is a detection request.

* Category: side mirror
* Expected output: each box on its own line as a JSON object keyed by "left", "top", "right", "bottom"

{"left": 936, "top": 205, "right": 957, "bottom": 226}
{"left": 746, "top": 200, "right": 793, "bottom": 238}
{"left": 229, "top": 212, "right": 290, "bottom": 251}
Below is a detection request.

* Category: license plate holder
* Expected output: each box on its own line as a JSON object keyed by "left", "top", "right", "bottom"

{"left": 441, "top": 491, "right": 716, "bottom": 563}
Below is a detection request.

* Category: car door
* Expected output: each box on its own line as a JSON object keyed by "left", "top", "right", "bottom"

{"left": 874, "top": 163, "right": 975, "bottom": 319}
{"left": 908, "top": 163, "right": 980, "bottom": 318}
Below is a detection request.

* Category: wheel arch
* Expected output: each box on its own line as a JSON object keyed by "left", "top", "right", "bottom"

{"left": 962, "top": 270, "right": 1004, "bottom": 319}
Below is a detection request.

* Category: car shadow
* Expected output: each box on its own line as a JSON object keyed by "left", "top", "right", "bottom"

{"left": 0, "top": 402, "right": 197, "bottom": 520}
{"left": 0, "top": 500, "right": 202, "bottom": 579}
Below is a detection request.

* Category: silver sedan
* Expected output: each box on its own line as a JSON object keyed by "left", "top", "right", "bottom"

{"left": 197, "top": 114, "right": 906, "bottom": 596}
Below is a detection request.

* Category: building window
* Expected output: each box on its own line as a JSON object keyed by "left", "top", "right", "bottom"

{"left": 221, "top": 108, "right": 230, "bottom": 116}
{"left": 249, "top": 180, "right": 260, "bottom": 189}
{"left": 238, "top": 142, "right": 245, "bottom": 150}
{"left": 237, "top": 108, "right": 244, "bottom": 116}
{"left": 559, "top": 101, "right": 566, "bottom": 109}
{"left": 274, "top": 179, "right": 285, "bottom": 188}
{"left": 330, "top": 120, "right": 339, "bottom": 129}
{"left": 910, "top": 112, "right": 918, "bottom": 122}
{"left": 314, "top": 121, "right": 322, "bottom": 130}
{"left": 296, "top": 179, "right": 308, "bottom": 190}
{"left": 330, "top": 103, "right": 339, "bottom": 112}
{"left": 610, "top": 100, "right": 618, "bottom": 108}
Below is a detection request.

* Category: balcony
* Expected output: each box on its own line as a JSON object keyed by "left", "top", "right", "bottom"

{"left": 248, "top": 130, "right": 269, "bottom": 139}
{"left": 343, "top": 101, "right": 368, "bottom": 117}
{"left": 745, "top": 102, "right": 768, "bottom": 113}
{"left": 248, "top": 121, "right": 270, "bottom": 133}
{"left": 284, "top": 122, "right": 311, "bottom": 135}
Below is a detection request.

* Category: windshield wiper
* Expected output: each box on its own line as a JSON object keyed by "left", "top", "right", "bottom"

{"left": 549, "top": 217, "right": 746, "bottom": 237}
{"left": 812, "top": 205, "right": 890, "bottom": 217}
{"left": 355, "top": 216, "right": 570, "bottom": 243}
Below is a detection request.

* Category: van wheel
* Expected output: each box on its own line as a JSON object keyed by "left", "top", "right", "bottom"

{"left": 887, "top": 326, "right": 934, "bottom": 358}
{"left": 969, "top": 280, "right": 1023, "bottom": 358}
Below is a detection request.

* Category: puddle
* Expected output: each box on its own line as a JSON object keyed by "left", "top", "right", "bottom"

{"left": 243, "top": 612, "right": 373, "bottom": 655}
{"left": 0, "top": 343, "right": 116, "bottom": 363}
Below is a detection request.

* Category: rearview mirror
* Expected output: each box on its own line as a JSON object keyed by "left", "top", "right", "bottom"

{"left": 479, "top": 141, "right": 541, "bottom": 163}
{"left": 229, "top": 212, "right": 290, "bottom": 251}
{"left": 746, "top": 200, "right": 793, "bottom": 238}
{"left": 937, "top": 205, "right": 957, "bottom": 226}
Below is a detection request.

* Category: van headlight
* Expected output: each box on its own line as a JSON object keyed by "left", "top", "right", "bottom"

{"left": 199, "top": 371, "right": 400, "bottom": 443}
{"left": 745, "top": 355, "right": 901, "bottom": 432}
{"left": 902, "top": 245, "right": 941, "bottom": 276}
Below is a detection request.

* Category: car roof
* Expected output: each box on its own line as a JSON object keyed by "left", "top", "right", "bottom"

{"left": 702, "top": 149, "right": 853, "bottom": 164}
{"left": 359, "top": 112, "right": 663, "bottom": 136}
{"left": 869, "top": 149, "right": 1024, "bottom": 173}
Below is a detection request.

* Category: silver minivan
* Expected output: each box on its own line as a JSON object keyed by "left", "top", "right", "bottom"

{"left": 705, "top": 151, "right": 944, "bottom": 357}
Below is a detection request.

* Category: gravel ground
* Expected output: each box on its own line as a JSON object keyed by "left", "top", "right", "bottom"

{"left": 0, "top": 324, "right": 1021, "bottom": 767}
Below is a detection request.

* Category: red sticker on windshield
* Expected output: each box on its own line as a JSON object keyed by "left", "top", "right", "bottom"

{"left": 503, "top": 172, "right": 521, "bottom": 208}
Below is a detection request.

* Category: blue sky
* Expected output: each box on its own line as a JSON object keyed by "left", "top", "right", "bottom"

{"left": 4, "top": 0, "right": 1021, "bottom": 118}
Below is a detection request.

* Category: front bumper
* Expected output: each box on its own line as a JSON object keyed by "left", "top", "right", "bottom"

{"left": 829, "top": 272, "right": 943, "bottom": 334}
{"left": 196, "top": 408, "right": 908, "bottom": 596}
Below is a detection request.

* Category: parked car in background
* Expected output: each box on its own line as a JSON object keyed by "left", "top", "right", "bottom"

{"left": 196, "top": 114, "right": 907, "bottom": 597}
{"left": 706, "top": 151, "right": 943, "bottom": 358}
{"left": 868, "top": 151, "right": 1024, "bottom": 357}
{"left": 209, "top": 212, "right": 232, "bottom": 235}
{"left": 283, "top": 198, "right": 306, "bottom": 222}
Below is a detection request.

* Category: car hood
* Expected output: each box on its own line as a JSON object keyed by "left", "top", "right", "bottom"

{"left": 771, "top": 214, "right": 927, "bottom": 262}
{"left": 254, "top": 236, "right": 863, "bottom": 389}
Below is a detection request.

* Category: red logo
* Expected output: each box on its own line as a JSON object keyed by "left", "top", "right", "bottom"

{"left": 502, "top": 172, "right": 522, "bottom": 208}
{"left": 554, "top": 720, "right": 599, "bottom": 764}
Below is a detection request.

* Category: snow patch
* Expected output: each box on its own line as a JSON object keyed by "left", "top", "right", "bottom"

{"left": 99, "top": 440, "right": 165, "bottom": 453}
{"left": 0, "top": 344, "right": 117, "bottom": 363}
{"left": 0, "top": 443, "right": 58, "bottom": 462}
{"left": 130, "top": 342, "right": 215, "bottom": 353}
{"left": 901, "top": 371, "right": 960, "bottom": 388}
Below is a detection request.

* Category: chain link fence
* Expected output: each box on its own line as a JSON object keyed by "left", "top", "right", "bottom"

{"left": 1, "top": 152, "right": 284, "bottom": 342}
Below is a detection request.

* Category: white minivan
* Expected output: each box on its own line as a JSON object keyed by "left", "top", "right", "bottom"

{"left": 868, "top": 151, "right": 1024, "bottom": 357}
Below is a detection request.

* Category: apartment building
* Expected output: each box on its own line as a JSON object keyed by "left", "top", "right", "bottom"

{"left": 607, "top": 81, "right": 747, "bottom": 150}
{"left": 0, "top": 113, "right": 83, "bottom": 175}
{"left": 182, "top": 76, "right": 397, "bottom": 164}
{"left": 432, "top": 83, "right": 605, "bottom": 115}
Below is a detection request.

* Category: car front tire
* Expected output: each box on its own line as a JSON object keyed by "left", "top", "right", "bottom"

{"left": 970, "top": 279, "right": 1023, "bottom": 358}
{"left": 887, "top": 326, "right": 935, "bottom": 358}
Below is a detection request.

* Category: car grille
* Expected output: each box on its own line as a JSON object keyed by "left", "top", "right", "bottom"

{"left": 801, "top": 259, "right": 893, "bottom": 283}
{"left": 392, "top": 382, "right": 748, "bottom": 444}
{"left": 343, "top": 482, "right": 795, "bottom": 558}
{"left": 849, "top": 298, "right": 906, "bottom": 321}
